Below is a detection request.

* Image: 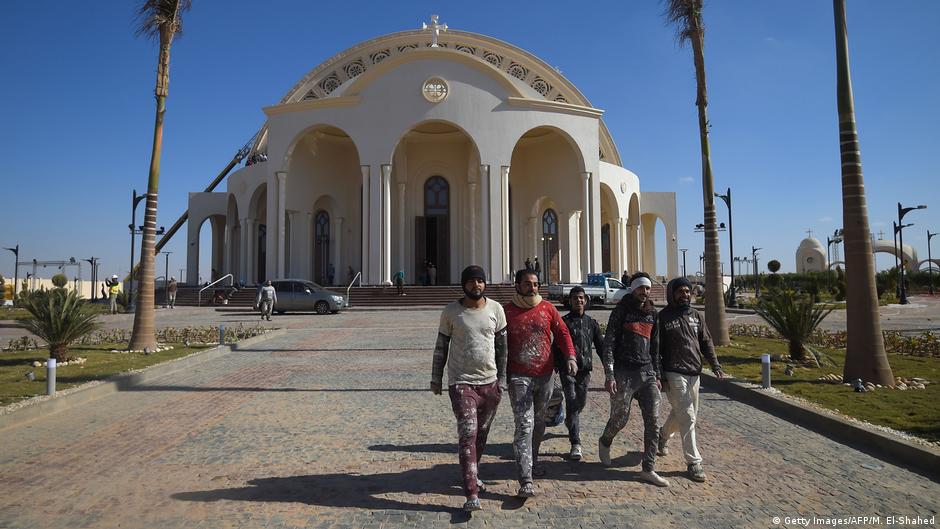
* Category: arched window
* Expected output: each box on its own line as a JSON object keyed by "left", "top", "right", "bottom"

{"left": 541, "top": 209, "right": 560, "bottom": 284}
{"left": 424, "top": 176, "right": 449, "bottom": 217}
{"left": 314, "top": 210, "right": 330, "bottom": 284}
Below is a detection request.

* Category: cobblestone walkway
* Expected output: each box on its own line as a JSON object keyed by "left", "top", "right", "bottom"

{"left": 0, "top": 311, "right": 937, "bottom": 528}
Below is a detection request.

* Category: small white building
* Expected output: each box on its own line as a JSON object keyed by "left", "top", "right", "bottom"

{"left": 186, "top": 19, "right": 678, "bottom": 286}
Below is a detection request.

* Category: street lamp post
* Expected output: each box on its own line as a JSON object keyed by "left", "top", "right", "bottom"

{"left": 679, "top": 248, "right": 688, "bottom": 278}
{"left": 752, "top": 246, "right": 762, "bottom": 298}
{"left": 128, "top": 189, "right": 146, "bottom": 312}
{"left": 826, "top": 233, "right": 843, "bottom": 292}
{"left": 927, "top": 230, "right": 936, "bottom": 296}
{"left": 161, "top": 251, "right": 172, "bottom": 308}
{"left": 714, "top": 188, "right": 736, "bottom": 307}
{"left": 892, "top": 221, "right": 903, "bottom": 298}
{"left": 898, "top": 202, "right": 927, "bottom": 304}
{"left": 83, "top": 257, "right": 99, "bottom": 301}
{"left": 3, "top": 244, "right": 18, "bottom": 303}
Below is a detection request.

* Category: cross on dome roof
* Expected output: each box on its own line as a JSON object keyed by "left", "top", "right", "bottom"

{"left": 421, "top": 15, "right": 448, "bottom": 47}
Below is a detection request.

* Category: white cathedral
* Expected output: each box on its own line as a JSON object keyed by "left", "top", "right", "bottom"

{"left": 185, "top": 17, "right": 678, "bottom": 286}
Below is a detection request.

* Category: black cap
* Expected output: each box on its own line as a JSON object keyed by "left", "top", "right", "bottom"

{"left": 461, "top": 265, "right": 487, "bottom": 284}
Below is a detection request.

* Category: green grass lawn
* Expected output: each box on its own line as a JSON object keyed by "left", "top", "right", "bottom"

{"left": 0, "top": 343, "right": 211, "bottom": 407}
{"left": 717, "top": 336, "right": 940, "bottom": 443}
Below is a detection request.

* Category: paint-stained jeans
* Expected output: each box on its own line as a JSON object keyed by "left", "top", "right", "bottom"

{"left": 661, "top": 372, "right": 702, "bottom": 465}
{"left": 508, "top": 373, "right": 553, "bottom": 485}
{"left": 600, "top": 369, "right": 661, "bottom": 472}
{"left": 448, "top": 382, "right": 501, "bottom": 498}
{"left": 167, "top": 291, "right": 176, "bottom": 308}
{"left": 560, "top": 370, "right": 591, "bottom": 445}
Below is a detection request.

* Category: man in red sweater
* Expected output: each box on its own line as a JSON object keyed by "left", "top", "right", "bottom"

{"left": 504, "top": 269, "right": 577, "bottom": 498}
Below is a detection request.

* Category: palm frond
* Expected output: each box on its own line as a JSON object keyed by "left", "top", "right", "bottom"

{"left": 754, "top": 290, "right": 833, "bottom": 361}
{"left": 135, "top": 0, "right": 192, "bottom": 40}
{"left": 21, "top": 290, "right": 100, "bottom": 359}
{"left": 663, "top": 0, "right": 704, "bottom": 45}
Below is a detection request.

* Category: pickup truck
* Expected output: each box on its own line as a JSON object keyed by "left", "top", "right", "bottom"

{"left": 546, "top": 273, "right": 629, "bottom": 309}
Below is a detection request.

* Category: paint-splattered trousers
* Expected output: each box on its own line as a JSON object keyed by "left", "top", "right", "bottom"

{"left": 259, "top": 299, "right": 273, "bottom": 319}
{"left": 661, "top": 371, "right": 703, "bottom": 465}
{"left": 560, "top": 370, "right": 591, "bottom": 446}
{"left": 448, "top": 382, "right": 501, "bottom": 498}
{"left": 600, "top": 368, "right": 661, "bottom": 472}
{"left": 508, "top": 372, "right": 553, "bottom": 485}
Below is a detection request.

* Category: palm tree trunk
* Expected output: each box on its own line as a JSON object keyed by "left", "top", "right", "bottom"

{"left": 833, "top": 0, "right": 893, "bottom": 385}
{"left": 690, "top": 27, "right": 729, "bottom": 346}
{"left": 129, "top": 35, "right": 172, "bottom": 351}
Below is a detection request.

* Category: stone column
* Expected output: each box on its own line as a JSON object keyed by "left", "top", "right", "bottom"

{"left": 562, "top": 210, "right": 582, "bottom": 283}
{"left": 612, "top": 218, "right": 622, "bottom": 277}
{"left": 335, "top": 216, "right": 344, "bottom": 285}
{"left": 580, "top": 172, "right": 591, "bottom": 278}
{"left": 305, "top": 212, "right": 313, "bottom": 280}
{"left": 500, "top": 165, "right": 510, "bottom": 280}
{"left": 223, "top": 224, "right": 232, "bottom": 277}
{"left": 276, "top": 171, "right": 287, "bottom": 279}
{"left": 381, "top": 164, "right": 392, "bottom": 285}
{"left": 360, "top": 165, "right": 370, "bottom": 284}
{"left": 468, "top": 182, "right": 477, "bottom": 264}
{"left": 239, "top": 218, "right": 250, "bottom": 283}
{"left": 398, "top": 182, "right": 406, "bottom": 276}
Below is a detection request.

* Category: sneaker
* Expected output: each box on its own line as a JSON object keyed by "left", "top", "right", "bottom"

{"left": 598, "top": 438, "right": 611, "bottom": 466}
{"left": 657, "top": 433, "right": 669, "bottom": 457}
{"left": 517, "top": 483, "right": 535, "bottom": 498}
{"left": 639, "top": 470, "right": 670, "bottom": 487}
{"left": 688, "top": 463, "right": 706, "bottom": 482}
{"left": 570, "top": 444, "right": 583, "bottom": 461}
{"left": 463, "top": 497, "right": 482, "bottom": 511}
{"left": 476, "top": 478, "right": 486, "bottom": 493}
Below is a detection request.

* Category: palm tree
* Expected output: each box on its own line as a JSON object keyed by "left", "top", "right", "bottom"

{"left": 832, "top": 0, "right": 893, "bottom": 385}
{"left": 664, "top": 0, "right": 729, "bottom": 345}
{"left": 129, "top": 0, "right": 192, "bottom": 351}
{"left": 21, "top": 290, "right": 100, "bottom": 362}
{"left": 753, "top": 290, "right": 832, "bottom": 365}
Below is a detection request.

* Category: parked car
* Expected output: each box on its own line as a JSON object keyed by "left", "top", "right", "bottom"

{"left": 545, "top": 273, "right": 629, "bottom": 309}
{"left": 270, "top": 279, "right": 346, "bottom": 314}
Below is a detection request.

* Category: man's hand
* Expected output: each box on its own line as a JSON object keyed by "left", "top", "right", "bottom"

{"left": 566, "top": 358, "right": 578, "bottom": 376}
{"left": 660, "top": 378, "right": 669, "bottom": 392}
{"left": 605, "top": 378, "right": 617, "bottom": 396}
{"left": 655, "top": 378, "right": 662, "bottom": 391}
{"left": 430, "top": 382, "right": 443, "bottom": 395}
{"left": 714, "top": 368, "right": 725, "bottom": 380}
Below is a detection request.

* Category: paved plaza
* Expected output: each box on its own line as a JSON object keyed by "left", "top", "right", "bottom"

{"left": 0, "top": 309, "right": 938, "bottom": 528}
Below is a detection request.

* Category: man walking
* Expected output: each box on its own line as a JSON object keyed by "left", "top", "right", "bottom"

{"left": 166, "top": 277, "right": 178, "bottom": 309}
{"left": 255, "top": 280, "right": 277, "bottom": 321}
{"left": 504, "top": 269, "right": 576, "bottom": 497}
{"left": 553, "top": 286, "right": 603, "bottom": 461}
{"left": 657, "top": 277, "right": 724, "bottom": 482}
{"left": 599, "top": 272, "right": 669, "bottom": 487}
{"left": 430, "top": 265, "right": 507, "bottom": 512}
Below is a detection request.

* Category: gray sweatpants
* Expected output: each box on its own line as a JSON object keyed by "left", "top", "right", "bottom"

{"left": 507, "top": 373, "right": 553, "bottom": 485}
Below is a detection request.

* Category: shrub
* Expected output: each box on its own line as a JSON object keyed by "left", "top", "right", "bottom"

{"left": 753, "top": 290, "right": 833, "bottom": 365}
{"left": 20, "top": 289, "right": 100, "bottom": 361}
{"left": 51, "top": 273, "right": 68, "bottom": 288}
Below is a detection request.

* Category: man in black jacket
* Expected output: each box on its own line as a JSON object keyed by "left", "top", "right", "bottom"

{"left": 599, "top": 272, "right": 668, "bottom": 487}
{"left": 552, "top": 286, "right": 603, "bottom": 461}
{"left": 657, "top": 276, "right": 724, "bottom": 482}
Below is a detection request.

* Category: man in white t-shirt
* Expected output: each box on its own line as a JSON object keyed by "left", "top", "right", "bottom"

{"left": 430, "top": 265, "right": 508, "bottom": 512}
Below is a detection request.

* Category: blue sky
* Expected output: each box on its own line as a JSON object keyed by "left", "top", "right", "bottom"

{"left": 1, "top": 1, "right": 938, "bottom": 284}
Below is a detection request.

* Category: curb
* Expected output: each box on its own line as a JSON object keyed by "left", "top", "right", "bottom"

{"left": 0, "top": 328, "right": 289, "bottom": 432}
{"left": 700, "top": 371, "right": 940, "bottom": 482}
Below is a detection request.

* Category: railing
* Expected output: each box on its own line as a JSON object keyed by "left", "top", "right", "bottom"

{"left": 345, "top": 272, "right": 362, "bottom": 308}
{"left": 198, "top": 274, "right": 234, "bottom": 306}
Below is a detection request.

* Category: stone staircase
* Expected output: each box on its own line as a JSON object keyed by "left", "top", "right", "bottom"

{"left": 164, "top": 283, "right": 666, "bottom": 309}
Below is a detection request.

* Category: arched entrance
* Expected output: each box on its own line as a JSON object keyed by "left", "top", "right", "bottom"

{"left": 416, "top": 175, "right": 450, "bottom": 285}
{"left": 314, "top": 210, "right": 330, "bottom": 284}
{"left": 601, "top": 223, "right": 611, "bottom": 273}
{"left": 542, "top": 208, "right": 560, "bottom": 284}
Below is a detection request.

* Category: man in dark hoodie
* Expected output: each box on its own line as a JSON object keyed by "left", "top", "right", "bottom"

{"left": 657, "top": 276, "right": 724, "bottom": 482}
{"left": 599, "top": 272, "right": 668, "bottom": 487}
{"left": 553, "top": 286, "right": 603, "bottom": 461}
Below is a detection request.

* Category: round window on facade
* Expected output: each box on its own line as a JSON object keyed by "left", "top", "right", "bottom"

{"left": 422, "top": 77, "right": 448, "bottom": 103}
